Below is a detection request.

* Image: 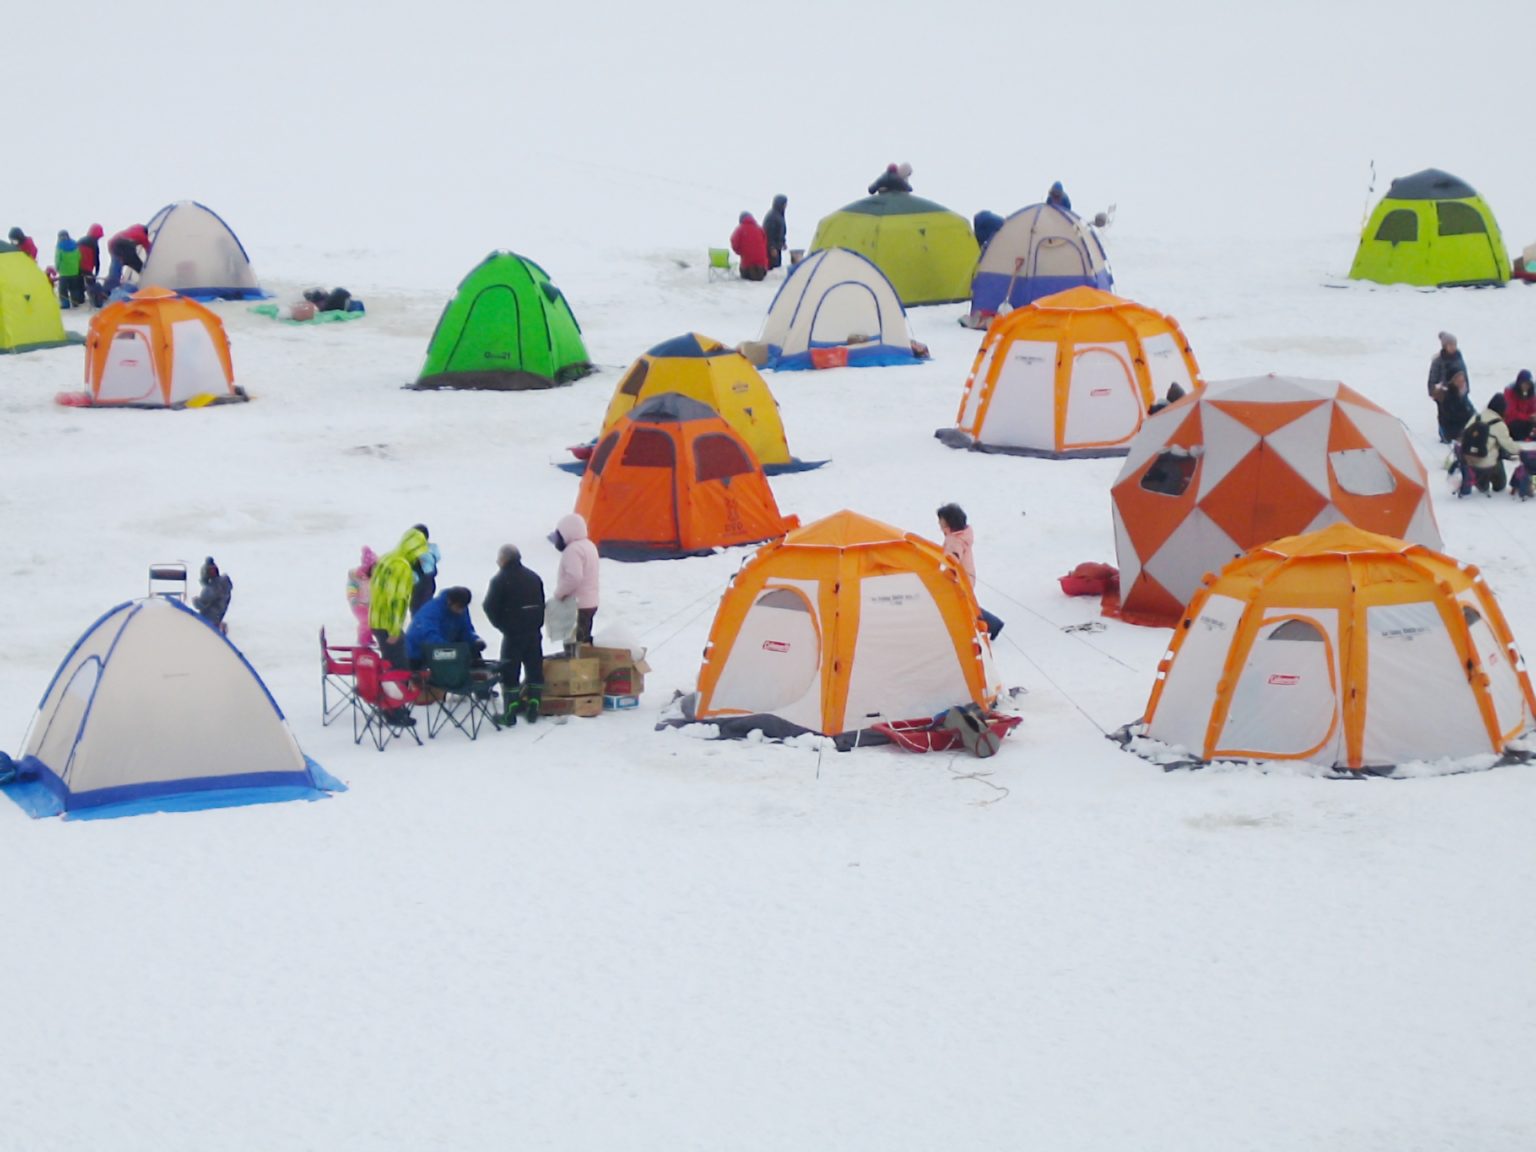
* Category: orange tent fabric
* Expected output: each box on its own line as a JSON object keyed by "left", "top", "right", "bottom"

{"left": 691, "top": 509, "right": 1001, "bottom": 742}
{"left": 83, "top": 288, "right": 243, "bottom": 408}
{"left": 1131, "top": 523, "right": 1535, "bottom": 772}
{"left": 576, "top": 393, "right": 798, "bottom": 559}
{"left": 1111, "top": 376, "right": 1442, "bottom": 625}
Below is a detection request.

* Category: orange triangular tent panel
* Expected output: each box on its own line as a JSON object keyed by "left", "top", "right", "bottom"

{"left": 1134, "top": 524, "right": 1536, "bottom": 771}
{"left": 81, "top": 288, "right": 245, "bottom": 409}
{"left": 576, "top": 393, "right": 798, "bottom": 560}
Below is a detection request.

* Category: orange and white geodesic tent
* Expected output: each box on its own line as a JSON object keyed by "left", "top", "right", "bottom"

{"left": 940, "top": 287, "right": 1201, "bottom": 458}
{"left": 81, "top": 288, "right": 245, "bottom": 408}
{"left": 1111, "top": 376, "right": 1442, "bottom": 625}
{"left": 1125, "top": 524, "right": 1536, "bottom": 773}
{"left": 686, "top": 510, "right": 1002, "bottom": 745}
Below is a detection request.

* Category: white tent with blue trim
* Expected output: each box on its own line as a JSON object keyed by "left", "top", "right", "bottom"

{"left": 1, "top": 597, "right": 339, "bottom": 819}
{"left": 966, "top": 203, "right": 1111, "bottom": 325}
{"left": 757, "top": 247, "right": 920, "bottom": 370}
{"left": 134, "top": 200, "right": 267, "bottom": 301}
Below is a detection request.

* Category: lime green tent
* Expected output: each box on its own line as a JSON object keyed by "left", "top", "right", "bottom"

{"left": 0, "top": 244, "right": 81, "bottom": 354}
{"left": 810, "top": 193, "right": 979, "bottom": 306}
{"left": 1349, "top": 169, "right": 1510, "bottom": 287}
{"left": 413, "top": 251, "right": 592, "bottom": 390}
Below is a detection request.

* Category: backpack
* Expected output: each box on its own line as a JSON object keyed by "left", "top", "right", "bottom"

{"left": 1461, "top": 417, "right": 1490, "bottom": 459}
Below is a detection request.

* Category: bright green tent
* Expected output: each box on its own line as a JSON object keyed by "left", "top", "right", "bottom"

{"left": 1349, "top": 169, "right": 1510, "bottom": 288}
{"left": 413, "top": 251, "right": 592, "bottom": 390}
{"left": 0, "top": 244, "right": 81, "bottom": 354}
{"left": 810, "top": 193, "right": 979, "bottom": 306}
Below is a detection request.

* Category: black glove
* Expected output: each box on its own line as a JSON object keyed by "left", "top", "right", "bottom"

{"left": 473, "top": 638, "right": 486, "bottom": 652}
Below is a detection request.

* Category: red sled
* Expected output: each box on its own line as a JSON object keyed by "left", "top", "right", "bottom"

{"left": 873, "top": 711, "right": 1022, "bottom": 752}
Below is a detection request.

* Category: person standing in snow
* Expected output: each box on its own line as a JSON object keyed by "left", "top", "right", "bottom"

{"left": 1428, "top": 331, "right": 1474, "bottom": 445}
{"left": 78, "top": 224, "right": 104, "bottom": 305}
{"left": 868, "top": 162, "right": 913, "bottom": 195}
{"left": 937, "top": 503, "right": 1003, "bottom": 641}
{"left": 1046, "top": 181, "right": 1073, "bottom": 212}
{"left": 193, "top": 557, "right": 233, "bottom": 634}
{"left": 346, "top": 545, "right": 378, "bottom": 646}
{"left": 408, "top": 524, "right": 441, "bottom": 617}
{"left": 552, "top": 513, "right": 600, "bottom": 644}
{"left": 763, "top": 195, "right": 788, "bottom": 270}
{"left": 7, "top": 227, "right": 37, "bottom": 262}
{"left": 484, "top": 544, "right": 546, "bottom": 724}
{"left": 730, "top": 212, "right": 769, "bottom": 282}
{"left": 370, "top": 526, "right": 432, "bottom": 667}
{"left": 54, "top": 231, "right": 84, "bottom": 309}
{"left": 103, "top": 223, "right": 150, "bottom": 294}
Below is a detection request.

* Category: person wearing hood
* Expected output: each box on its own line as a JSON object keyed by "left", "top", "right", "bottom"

{"left": 346, "top": 545, "right": 379, "bottom": 646}
{"left": 370, "top": 526, "right": 432, "bottom": 666}
{"left": 484, "top": 544, "right": 546, "bottom": 724}
{"left": 1428, "top": 331, "right": 1474, "bottom": 444}
{"left": 405, "top": 586, "right": 483, "bottom": 668}
{"left": 408, "top": 524, "right": 442, "bottom": 616}
{"left": 1046, "top": 182, "right": 1073, "bottom": 212}
{"left": 973, "top": 210, "right": 1004, "bottom": 250}
{"left": 730, "top": 211, "right": 769, "bottom": 282}
{"left": 552, "top": 512, "right": 601, "bottom": 644}
{"left": 937, "top": 503, "right": 1003, "bottom": 640}
{"left": 54, "top": 231, "right": 84, "bottom": 309}
{"left": 103, "top": 223, "right": 150, "bottom": 293}
{"left": 7, "top": 227, "right": 37, "bottom": 262}
{"left": 193, "top": 557, "right": 233, "bottom": 634}
{"left": 868, "top": 162, "right": 913, "bottom": 195}
{"left": 77, "top": 224, "right": 105, "bottom": 306}
{"left": 1456, "top": 392, "right": 1520, "bottom": 497}
{"left": 1503, "top": 370, "right": 1536, "bottom": 442}
{"left": 763, "top": 195, "right": 789, "bottom": 270}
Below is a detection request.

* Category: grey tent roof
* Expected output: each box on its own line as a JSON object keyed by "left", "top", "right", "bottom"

{"left": 629, "top": 392, "right": 720, "bottom": 424}
{"left": 1384, "top": 169, "right": 1479, "bottom": 201}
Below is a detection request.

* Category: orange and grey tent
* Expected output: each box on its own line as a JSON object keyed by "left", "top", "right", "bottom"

{"left": 1111, "top": 376, "right": 1441, "bottom": 625}
{"left": 684, "top": 510, "right": 1001, "bottom": 745}
{"left": 576, "top": 393, "right": 800, "bottom": 560}
{"left": 940, "top": 286, "right": 1201, "bottom": 458}
{"left": 79, "top": 288, "right": 244, "bottom": 408}
{"left": 1122, "top": 523, "right": 1536, "bottom": 773}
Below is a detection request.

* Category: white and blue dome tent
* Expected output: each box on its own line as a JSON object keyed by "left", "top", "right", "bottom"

{"left": 0, "top": 597, "right": 340, "bottom": 819}
{"left": 965, "top": 203, "right": 1111, "bottom": 326}
{"left": 757, "top": 248, "right": 922, "bottom": 370}
{"left": 134, "top": 200, "right": 267, "bottom": 301}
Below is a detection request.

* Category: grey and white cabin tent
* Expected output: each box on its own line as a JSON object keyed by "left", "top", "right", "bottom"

{"left": 135, "top": 201, "right": 267, "bottom": 300}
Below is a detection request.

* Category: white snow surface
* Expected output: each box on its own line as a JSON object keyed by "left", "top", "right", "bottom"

{"left": 5, "top": 2, "right": 1536, "bottom": 1149}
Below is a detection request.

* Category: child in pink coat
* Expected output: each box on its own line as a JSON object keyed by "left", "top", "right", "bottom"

{"left": 346, "top": 545, "right": 378, "bottom": 645}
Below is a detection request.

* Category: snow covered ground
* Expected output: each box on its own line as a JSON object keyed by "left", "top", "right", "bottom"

{"left": 5, "top": 2, "right": 1536, "bottom": 1149}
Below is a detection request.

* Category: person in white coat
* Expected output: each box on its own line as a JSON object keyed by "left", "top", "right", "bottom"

{"left": 552, "top": 512, "right": 600, "bottom": 643}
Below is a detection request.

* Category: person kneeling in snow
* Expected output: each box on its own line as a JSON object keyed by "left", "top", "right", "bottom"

{"left": 194, "top": 557, "right": 233, "bottom": 634}
{"left": 405, "top": 586, "right": 484, "bottom": 670}
{"left": 1456, "top": 393, "right": 1520, "bottom": 497}
{"left": 731, "top": 212, "right": 769, "bottom": 282}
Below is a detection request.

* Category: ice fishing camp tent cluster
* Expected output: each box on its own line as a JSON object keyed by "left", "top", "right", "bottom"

{"left": 136, "top": 201, "right": 267, "bottom": 300}
{"left": 1349, "top": 169, "right": 1509, "bottom": 288}
{"left": 1, "top": 597, "right": 337, "bottom": 818}
{"left": 72, "top": 288, "right": 245, "bottom": 408}
{"left": 414, "top": 251, "right": 592, "bottom": 390}
{"left": 680, "top": 511, "right": 1001, "bottom": 746}
{"left": 1123, "top": 524, "right": 1535, "bottom": 773}
{"left": 0, "top": 243, "right": 81, "bottom": 354}
{"left": 965, "top": 203, "right": 1112, "bottom": 325}
{"left": 757, "top": 248, "right": 921, "bottom": 370}
{"left": 577, "top": 394, "right": 799, "bottom": 560}
{"left": 1111, "top": 376, "right": 1442, "bottom": 626}
{"left": 940, "top": 287, "right": 1200, "bottom": 458}
{"left": 810, "top": 193, "right": 979, "bottom": 306}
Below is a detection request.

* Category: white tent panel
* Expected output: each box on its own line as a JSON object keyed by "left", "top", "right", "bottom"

{"left": 1360, "top": 601, "right": 1489, "bottom": 764}
{"left": 1215, "top": 611, "right": 1341, "bottom": 760}
{"left": 976, "top": 340, "right": 1056, "bottom": 450}
{"left": 97, "top": 325, "right": 159, "bottom": 404}
{"left": 1145, "top": 593, "right": 1246, "bottom": 753}
{"left": 843, "top": 572, "right": 971, "bottom": 727}
{"left": 1141, "top": 331, "right": 1194, "bottom": 399}
{"left": 166, "top": 319, "right": 230, "bottom": 403}
{"left": 1063, "top": 342, "right": 1141, "bottom": 449}
{"left": 707, "top": 579, "right": 824, "bottom": 730}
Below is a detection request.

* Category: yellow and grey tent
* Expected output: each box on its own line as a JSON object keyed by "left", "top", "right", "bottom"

{"left": 810, "top": 193, "right": 979, "bottom": 306}
{"left": 0, "top": 243, "right": 81, "bottom": 354}
{"left": 1349, "top": 169, "right": 1509, "bottom": 287}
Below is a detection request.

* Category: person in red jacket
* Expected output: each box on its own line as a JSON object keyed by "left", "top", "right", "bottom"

{"left": 78, "top": 224, "right": 105, "bottom": 306}
{"left": 1503, "top": 370, "right": 1536, "bottom": 441}
{"left": 103, "top": 223, "right": 150, "bottom": 294}
{"left": 730, "top": 212, "right": 769, "bottom": 282}
{"left": 7, "top": 227, "right": 38, "bottom": 262}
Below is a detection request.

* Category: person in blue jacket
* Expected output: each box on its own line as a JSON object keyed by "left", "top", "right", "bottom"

{"left": 405, "top": 586, "right": 483, "bottom": 667}
{"left": 1047, "top": 181, "right": 1072, "bottom": 212}
{"left": 973, "top": 210, "right": 1004, "bottom": 250}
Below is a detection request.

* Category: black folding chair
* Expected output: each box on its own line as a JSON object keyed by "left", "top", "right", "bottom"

{"left": 423, "top": 643, "right": 501, "bottom": 740}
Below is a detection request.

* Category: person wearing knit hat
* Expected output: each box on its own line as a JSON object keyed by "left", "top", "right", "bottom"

{"left": 1428, "top": 331, "right": 1473, "bottom": 444}
{"left": 346, "top": 545, "right": 379, "bottom": 646}
{"left": 868, "top": 162, "right": 913, "bottom": 196}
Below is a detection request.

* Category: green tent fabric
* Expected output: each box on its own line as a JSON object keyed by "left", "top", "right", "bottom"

{"left": 412, "top": 251, "right": 593, "bottom": 390}
{"left": 1349, "top": 169, "right": 1510, "bottom": 288}
{"left": 809, "top": 193, "right": 979, "bottom": 306}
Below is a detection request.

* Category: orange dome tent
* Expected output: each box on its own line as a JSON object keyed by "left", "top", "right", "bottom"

{"left": 939, "top": 287, "right": 1201, "bottom": 458}
{"left": 680, "top": 510, "right": 1002, "bottom": 746}
{"left": 1111, "top": 376, "right": 1442, "bottom": 625}
{"left": 1120, "top": 524, "right": 1536, "bottom": 773}
{"left": 576, "top": 393, "right": 800, "bottom": 560}
{"left": 75, "top": 288, "right": 244, "bottom": 408}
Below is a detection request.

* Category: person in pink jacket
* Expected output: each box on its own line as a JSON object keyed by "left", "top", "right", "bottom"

{"left": 937, "top": 503, "right": 1003, "bottom": 640}
{"left": 552, "top": 512, "right": 600, "bottom": 643}
{"left": 345, "top": 545, "right": 378, "bottom": 645}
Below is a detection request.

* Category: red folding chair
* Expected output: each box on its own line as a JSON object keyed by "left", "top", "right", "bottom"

{"left": 352, "top": 648, "right": 425, "bottom": 750}
{"left": 320, "top": 626, "right": 371, "bottom": 727}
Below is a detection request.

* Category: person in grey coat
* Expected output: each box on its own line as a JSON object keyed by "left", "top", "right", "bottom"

{"left": 193, "top": 557, "right": 233, "bottom": 633}
{"left": 763, "top": 195, "right": 788, "bottom": 270}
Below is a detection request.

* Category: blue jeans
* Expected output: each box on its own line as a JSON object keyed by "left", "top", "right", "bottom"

{"left": 979, "top": 608, "right": 1004, "bottom": 640}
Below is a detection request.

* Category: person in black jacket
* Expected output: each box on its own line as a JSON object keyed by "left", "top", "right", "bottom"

{"left": 763, "top": 195, "right": 788, "bottom": 270}
{"left": 193, "top": 557, "right": 233, "bottom": 634}
{"left": 484, "top": 543, "right": 546, "bottom": 724}
{"left": 868, "top": 162, "right": 912, "bottom": 195}
{"left": 1428, "top": 331, "right": 1474, "bottom": 444}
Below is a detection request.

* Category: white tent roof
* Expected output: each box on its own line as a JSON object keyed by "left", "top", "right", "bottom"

{"left": 759, "top": 247, "right": 912, "bottom": 361}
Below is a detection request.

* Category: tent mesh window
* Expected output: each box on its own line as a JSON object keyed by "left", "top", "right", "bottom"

{"left": 621, "top": 428, "right": 676, "bottom": 468}
{"left": 693, "top": 434, "right": 754, "bottom": 482}
{"left": 1269, "top": 619, "right": 1325, "bottom": 642}
{"left": 1141, "top": 451, "right": 1198, "bottom": 496}
{"left": 590, "top": 432, "right": 621, "bottom": 476}
{"left": 1374, "top": 209, "right": 1418, "bottom": 243}
{"left": 618, "top": 360, "right": 649, "bottom": 397}
{"left": 1436, "top": 202, "right": 1488, "bottom": 237}
{"left": 1329, "top": 448, "right": 1397, "bottom": 496}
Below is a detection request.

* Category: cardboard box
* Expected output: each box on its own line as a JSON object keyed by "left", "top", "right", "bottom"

{"left": 540, "top": 694, "right": 603, "bottom": 718}
{"left": 543, "top": 655, "right": 601, "bottom": 697}
{"left": 603, "top": 694, "right": 640, "bottom": 711}
{"left": 574, "top": 645, "right": 651, "bottom": 697}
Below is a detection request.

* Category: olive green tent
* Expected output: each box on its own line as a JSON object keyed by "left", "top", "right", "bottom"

{"left": 1349, "top": 170, "right": 1510, "bottom": 288}
{"left": 412, "top": 251, "right": 592, "bottom": 390}
{"left": 809, "top": 193, "right": 979, "bottom": 306}
{"left": 0, "top": 243, "right": 81, "bottom": 354}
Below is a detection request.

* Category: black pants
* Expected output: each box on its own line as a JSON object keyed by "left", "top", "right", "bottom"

{"left": 373, "top": 629, "right": 407, "bottom": 670}
{"left": 499, "top": 634, "right": 543, "bottom": 693}
{"left": 59, "top": 274, "right": 85, "bottom": 307}
{"left": 576, "top": 608, "right": 596, "bottom": 644}
{"left": 740, "top": 265, "right": 767, "bottom": 282}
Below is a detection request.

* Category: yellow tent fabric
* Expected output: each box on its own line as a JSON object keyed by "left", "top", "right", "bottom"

{"left": 810, "top": 193, "right": 979, "bottom": 306}
{"left": 0, "top": 248, "right": 75, "bottom": 354}
{"left": 603, "top": 333, "right": 793, "bottom": 468}
{"left": 1348, "top": 169, "right": 1510, "bottom": 287}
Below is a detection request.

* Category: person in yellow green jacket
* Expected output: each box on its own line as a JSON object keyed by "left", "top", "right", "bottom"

{"left": 54, "top": 231, "right": 85, "bottom": 309}
{"left": 369, "top": 526, "right": 431, "bottom": 667}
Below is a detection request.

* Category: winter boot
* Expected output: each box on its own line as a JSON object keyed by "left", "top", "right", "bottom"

{"left": 497, "top": 687, "right": 519, "bottom": 727}
{"left": 522, "top": 684, "right": 542, "bottom": 724}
